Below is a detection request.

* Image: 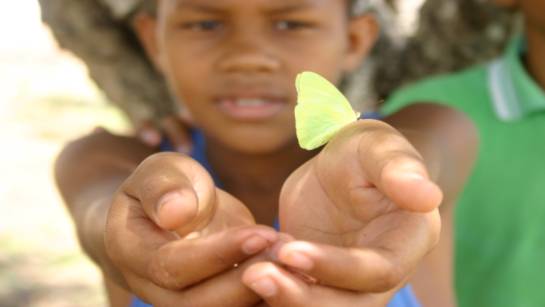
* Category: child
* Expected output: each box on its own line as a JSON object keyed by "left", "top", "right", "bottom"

{"left": 382, "top": 1, "right": 545, "bottom": 306}
{"left": 55, "top": 0, "right": 476, "bottom": 306}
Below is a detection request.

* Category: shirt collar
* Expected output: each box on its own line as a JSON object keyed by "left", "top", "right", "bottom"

{"left": 487, "top": 35, "right": 545, "bottom": 121}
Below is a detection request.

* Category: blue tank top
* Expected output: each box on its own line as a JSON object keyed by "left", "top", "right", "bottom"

{"left": 131, "top": 126, "right": 420, "bottom": 307}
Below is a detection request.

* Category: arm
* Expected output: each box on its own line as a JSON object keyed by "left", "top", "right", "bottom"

{"left": 385, "top": 103, "right": 478, "bottom": 307}
{"left": 55, "top": 131, "right": 279, "bottom": 307}
{"left": 246, "top": 103, "right": 477, "bottom": 307}
{"left": 384, "top": 103, "right": 478, "bottom": 207}
{"left": 54, "top": 131, "right": 155, "bottom": 288}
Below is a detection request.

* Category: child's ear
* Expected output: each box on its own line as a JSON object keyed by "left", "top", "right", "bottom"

{"left": 342, "top": 14, "right": 379, "bottom": 73}
{"left": 132, "top": 12, "right": 164, "bottom": 73}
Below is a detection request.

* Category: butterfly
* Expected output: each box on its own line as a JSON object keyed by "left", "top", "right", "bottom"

{"left": 295, "top": 71, "right": 360, "bottom": 150}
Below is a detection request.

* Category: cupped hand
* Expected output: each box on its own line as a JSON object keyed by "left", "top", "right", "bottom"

{"left": 242, "top": 120, "right": 442, "bottom": 306}
{"left": 105, "top": 152, "right": 278, "bottom": 306}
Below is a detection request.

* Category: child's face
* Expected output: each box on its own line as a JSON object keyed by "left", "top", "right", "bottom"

{"left": 138, "top": 0, "right": 377, "bottom": 154}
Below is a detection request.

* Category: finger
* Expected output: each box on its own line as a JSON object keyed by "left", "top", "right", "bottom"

{"left": 137, "top": 120, "right": 162, "bottom": 147}
{"left": 127, "top": 254, "right": 267, "bottom": 307}
{"left": 275, "top": 210, "right": 440, "bottom": 292}
{"left": 243, "top": 262, "right": 308, "bottom": 306}
{"left": 122, "top": 152, "right": 215, "bottom": 233}
{"left": 275, "top": 241, "right": 399, "bottom": 292}
{"left": 357, "top": 120, "right": 443, "bottom": 212}
{"left": 106, "top": 191, "right": 177, "bottom": 282}
{"left": 178, "top": 107, "right": 195, "bottom": 125}
{"left": 162, "top": 115, "right": 193, "bottom": 154}
{"left": 242, "top": 262, "right": 393, "bottom": 307}
{"left": 107, "top": 195, "right": 278, "bottom": 290}
{"left": 147, "top": 226, "right": 278, "bottom": 289}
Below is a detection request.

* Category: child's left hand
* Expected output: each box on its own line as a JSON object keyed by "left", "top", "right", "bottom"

{"left": 242, "top": 119, "right": 443, "bottom": 306}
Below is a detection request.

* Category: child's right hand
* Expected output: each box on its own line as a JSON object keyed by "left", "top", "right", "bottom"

{"left": 104, "top": 152, "right": 278, "bottom": 306}
{"left": 136, "top": 112, "right": 194, "bottom": 154}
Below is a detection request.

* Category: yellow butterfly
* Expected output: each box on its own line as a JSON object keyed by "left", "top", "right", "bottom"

{"left": 295, "top": 71, "right": 360, "bottom": 150}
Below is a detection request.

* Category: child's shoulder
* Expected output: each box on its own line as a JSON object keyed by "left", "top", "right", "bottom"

{"left": 59, "top": 130, "right": 154, "bottom": 162}
{"left": 55, "top": 130, "right": 156, "bottom": 185}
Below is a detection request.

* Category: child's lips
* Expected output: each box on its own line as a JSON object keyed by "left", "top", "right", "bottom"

{"left": 216, "top": 97, "right": 287, "bottom": 121}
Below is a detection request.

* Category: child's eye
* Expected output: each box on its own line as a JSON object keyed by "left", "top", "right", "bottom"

{"left": 274, "top": 20, "right": 313, "bottom": 31}
{"left": 181, "top": 20, "right": 223, "bottom": 32}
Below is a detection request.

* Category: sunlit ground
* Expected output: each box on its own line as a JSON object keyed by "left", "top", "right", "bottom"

{"left": 0, "top": 1, "right": 128, "bottom": 306}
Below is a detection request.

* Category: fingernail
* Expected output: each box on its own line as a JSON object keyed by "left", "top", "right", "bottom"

{"left": 242, "top": 235, "right": 269, "bottom": 255}
{"left": 177, "top": 145, "right": 191, "bottom": 154}
{"left": 249, "top": 278, "right": 277, "bottom": 298}
{"left": 141, "top": 130, "right": 160, "bottom": 146}
{"left": 255, "top": 230, "right": 279, "bottom": 243}
{"left": 390, "top": 165, "right": 426, "bottom": 180}
{"left": 403, "top": 172, "right": 426, "bottom": 180}
{"left": 264, "top": 233, "right": 293, "bottom": 261}
{"left": 158, "top": 191, "right": 183, "bottom": 207}
{"left": 281, "top": 251, "right": 314, "bottom": 271}
{"left": 157, "top": 191, "right": 185, "bottom": 220}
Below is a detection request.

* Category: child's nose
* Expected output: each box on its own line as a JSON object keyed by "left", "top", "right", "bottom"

{"left": 217, "top": 30, "right": 280, "bottom": 74}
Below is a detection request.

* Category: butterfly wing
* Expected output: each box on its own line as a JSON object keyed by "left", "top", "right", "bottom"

{"left": 295, "top": 71, "right": 359, "bottom": 150}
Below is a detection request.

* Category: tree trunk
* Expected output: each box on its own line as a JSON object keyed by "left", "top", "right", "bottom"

{"left": 38, "top": 0, "right": 174, "bottom": 126}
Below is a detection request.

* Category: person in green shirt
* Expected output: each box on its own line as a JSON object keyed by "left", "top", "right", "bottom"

{"left": 382, "top": 1, "right": 545, "bottom": 306}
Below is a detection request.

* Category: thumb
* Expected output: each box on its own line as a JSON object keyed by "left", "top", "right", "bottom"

{"left": 378, "top": 156, "right": 443, "bottom": 212}
{"left": 122, "top": 152, "right": 216, "bottom": 236}
{"left": 357, "top": 120, "right": 443, "bottom": 212}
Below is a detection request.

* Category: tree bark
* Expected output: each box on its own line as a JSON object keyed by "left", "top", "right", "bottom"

{"left": 38, "top": 0, "right": 174, "bottom": 126}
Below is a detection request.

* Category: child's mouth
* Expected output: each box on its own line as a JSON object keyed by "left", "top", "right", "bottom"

{"left": 216, "top": 97, "right": 287, "bottom": 121}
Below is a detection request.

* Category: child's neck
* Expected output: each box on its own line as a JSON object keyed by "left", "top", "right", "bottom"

{"left": 206, "top": 138, "right": 316, "bottom": 225}
{"left": 525, "top": 25, "right": 545, "bottom": 91}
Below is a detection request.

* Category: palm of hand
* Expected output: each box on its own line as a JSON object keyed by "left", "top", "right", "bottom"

{"left": 199, "top": 188, "right": 257, "bottom": 235}
{"left": 279, "top": 128, "right": 405, "bottom": 247}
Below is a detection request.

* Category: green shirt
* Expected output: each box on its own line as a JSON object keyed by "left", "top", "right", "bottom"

{"left": 382, "top": 36, "right": 545, "bottom": 307}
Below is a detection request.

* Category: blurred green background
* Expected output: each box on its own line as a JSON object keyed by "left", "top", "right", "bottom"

{"left": 0, "top": 1, "right": 129, "bottom": 306}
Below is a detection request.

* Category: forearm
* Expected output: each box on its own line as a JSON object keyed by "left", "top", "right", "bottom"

{"left": 383, "top": 103, "right": 478, "bottom": 205}
{"left": 104, "top": 272, "right": 133, "bottom": 307}
{"left": 54, "top": 131, "right": 155, "bottom": 289}
{"left": 71, "top": 178, "right": 131, "bottom": 289}
{"left": 410, "top": 201, "right": 456, "bottom": 307}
